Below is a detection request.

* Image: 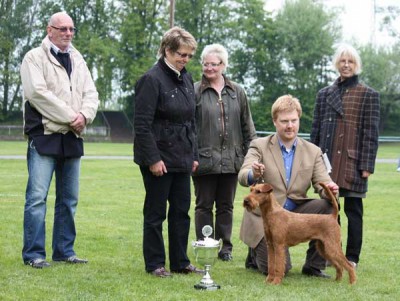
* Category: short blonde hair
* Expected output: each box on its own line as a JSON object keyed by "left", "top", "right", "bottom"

{"left": 332, "top": 43, "right": 362, "bottom": 75}
{"left": 200, "top": 44, "right": 229, "bottom": 71}
{"left": 158, "top": 26, "right": 197, "bottom": 58}
{"left": 271, "top": 95, "right": 302, "bottom": 120}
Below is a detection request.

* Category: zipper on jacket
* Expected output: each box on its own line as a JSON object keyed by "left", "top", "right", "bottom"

{"left": 218, "top": 96, "right": 225, "bottom": 136}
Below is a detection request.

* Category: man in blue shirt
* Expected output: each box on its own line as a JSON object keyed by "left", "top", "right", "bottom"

{"left": 239, "top": 95, "right": 338, "bottom": 279}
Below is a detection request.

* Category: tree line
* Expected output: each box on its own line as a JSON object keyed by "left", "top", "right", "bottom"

{"left": 1, "top": 0, "right": 399, "bottom": 134}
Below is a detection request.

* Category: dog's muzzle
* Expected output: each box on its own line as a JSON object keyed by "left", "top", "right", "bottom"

{"left": 243, "top": 198, "right": 254, "bottom": 211}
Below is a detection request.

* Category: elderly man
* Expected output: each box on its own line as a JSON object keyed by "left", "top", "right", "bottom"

{"left": 21, "top": 12, "right": 99, "bottom": 268}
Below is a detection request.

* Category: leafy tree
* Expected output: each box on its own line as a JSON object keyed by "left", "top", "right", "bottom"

{"left": 228, "top": 0, "right": 284, "bottom": 131}
{"left": 0, "top": 0, "right": 37, "bottom": 119}
{"left": 174, "top": 0, "right": 232, "bottom": 81}
{"left": 275, "top": 0, "right": 341, "bottom": 132}
{"left": 117, "top": 0, "right": 167, "bottom": 117}
{"left": 360, "top": 43, "right": 400, "bottom": 134}
{"left": 175, "top": 0, "right": 283, "bottom": 131}
{"left": 61, "top": 0, "right": 121, "bottom": 109}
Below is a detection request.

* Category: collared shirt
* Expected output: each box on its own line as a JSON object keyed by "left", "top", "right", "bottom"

{"left": 50, "top": 43, "right": 72, "bottom": 78}
{"left": 50, "top": 43, "right": 71, "bottom": 54}
{"left": 247, "top": 138, "right": 297, "bottom": 193}
{"left": 279, "top": 138, "right": 298, "bottom": 211}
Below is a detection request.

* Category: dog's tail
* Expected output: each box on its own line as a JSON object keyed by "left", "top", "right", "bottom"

{"left": 319, "top": 182, "right": 339, "bottom": 219}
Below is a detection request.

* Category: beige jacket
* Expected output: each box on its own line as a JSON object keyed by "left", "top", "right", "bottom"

{"left": 238, "top": 135, "right": 332, "bottom": 248}
{"left": 21, "top": 36, "right": 99, "bottom": 137}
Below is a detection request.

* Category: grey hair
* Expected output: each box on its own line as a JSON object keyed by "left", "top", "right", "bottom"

{"left": 332, "top": 43, "right": 362, "bottom": 75}
{"left": 200, "top": 44, "right": 229, "bottom": 71}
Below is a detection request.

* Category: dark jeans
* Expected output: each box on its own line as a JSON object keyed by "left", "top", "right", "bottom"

{"left": 140, "top": 167, "right": 191, "bottom": 272}
{"left": 344, "top": 197, "right": 363, "bottom": 263}
{"left": 248, "top": 198, "right": 332, "bottom": 274}
{"left": 193, "top": 174, "right": 238, "bottom": 255}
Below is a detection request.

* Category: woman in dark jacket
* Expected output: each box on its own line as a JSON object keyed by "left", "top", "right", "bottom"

{"left": 192, "top": 44, "right": 256, "bottom": 261}
{"left": 134, "top": 27, "right": 202, "bottom": 277}
{"left": 310, "top": 44, "right": 380, "bottom": 268}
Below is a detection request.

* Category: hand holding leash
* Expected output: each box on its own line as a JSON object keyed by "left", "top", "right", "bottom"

{"left": 252, "top": 161, "right": 265, "bottom": 183}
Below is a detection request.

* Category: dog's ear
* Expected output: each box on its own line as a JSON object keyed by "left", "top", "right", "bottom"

{"left": 259, "top": 183, "right": 273, "bottom": 193}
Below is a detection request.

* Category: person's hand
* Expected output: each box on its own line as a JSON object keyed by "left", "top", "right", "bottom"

{"left": 192, "top": 161, "right": 199, "bottom": 173}
{"left": 361, "top": 170, "right": 371, "bottom": 178}
{"left": 70, "top": 113, "right": 86, "bottom": 134}
{"left": 150, "top": 160, "right": 167, "bottom": 176}
{"left": 325, "top": 181, "right": 339, "bottom": 195}
{"left": 251, "top": 161, "right": 265, "bottom": 180}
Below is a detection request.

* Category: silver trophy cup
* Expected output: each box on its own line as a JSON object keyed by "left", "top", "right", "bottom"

{"left": 192, "top": 225, "right": 222, "bottom": 290}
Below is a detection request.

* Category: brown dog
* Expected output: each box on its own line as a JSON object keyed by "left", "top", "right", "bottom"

{"left": 243, "top": 182, "right": 356, "bottom": 285}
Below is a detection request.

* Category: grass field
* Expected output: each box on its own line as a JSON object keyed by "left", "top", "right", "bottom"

{"left": 0, "top": 141, "right": 399, "bottom": 301}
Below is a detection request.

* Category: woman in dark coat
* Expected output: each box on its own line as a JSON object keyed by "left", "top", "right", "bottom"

{"left": 134, "top": 27, "right": 202, "bottom": 277}
{"left": 310, "top": 44, "right": 380, "bottom": 268}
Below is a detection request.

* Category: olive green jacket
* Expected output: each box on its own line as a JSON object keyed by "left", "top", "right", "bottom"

{"left": 193, "top": 75, "right": 256, "bottom": 176}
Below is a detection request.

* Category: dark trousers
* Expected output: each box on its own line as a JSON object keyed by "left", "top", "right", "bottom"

{"left": 192, "top": 174, "right": 238, "bottom": 255}
{"left": 140, "top": 167, "right": 191, "bottom": 272}
{"left": 248, "top": 198, "right": 332, "bottom": 273}
{"left": 344, "top": 197, "right": 363, "bottom": 263}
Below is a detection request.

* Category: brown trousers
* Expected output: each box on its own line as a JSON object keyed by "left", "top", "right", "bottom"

{"left": 193, "top": 174, "right": 238, "bottom": 255}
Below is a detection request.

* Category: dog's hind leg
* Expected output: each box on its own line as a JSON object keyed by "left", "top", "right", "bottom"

{"left": 318, "top": 240, "right": 345, "bottom": 282}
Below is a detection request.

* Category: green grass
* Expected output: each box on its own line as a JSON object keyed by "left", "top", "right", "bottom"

{"left": 0, "top": 141, "right": 399, "bottom": 300}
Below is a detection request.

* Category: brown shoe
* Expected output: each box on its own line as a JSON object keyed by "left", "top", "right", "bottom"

{"left": 150, "top": 267, "right": 172, "bottom": 278}
{"left": 172, "top": 264, "right": 204, "bottom": 274}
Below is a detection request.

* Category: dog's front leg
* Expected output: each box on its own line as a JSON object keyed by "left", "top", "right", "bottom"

{"left": 271, "top": 244, "right": 286, "bottom": 285}
{"left": 266, "top": 241, "right": 275, "bottom": 283}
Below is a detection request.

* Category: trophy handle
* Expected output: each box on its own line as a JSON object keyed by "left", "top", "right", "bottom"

{"left": 218, "top": 239, "right": 223, "bottom": 252}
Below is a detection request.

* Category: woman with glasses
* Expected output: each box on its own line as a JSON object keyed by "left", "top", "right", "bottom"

{"left": 193, "top": 44, "right": 256, "bottom": 261}
{"left": 134, "top": 27, "right": 202, "bottom": 277}
{"left": 310, "top": 44, "right": 380, "bottom": 269}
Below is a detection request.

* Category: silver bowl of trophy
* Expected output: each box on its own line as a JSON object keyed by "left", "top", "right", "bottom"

{"left": 192, "top": 225, "right": 222, "bottom": 290}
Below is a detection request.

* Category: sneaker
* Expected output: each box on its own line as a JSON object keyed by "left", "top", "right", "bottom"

{"left": 25, "top": 258, "right": 51, "bottom": 269}
{"left": 397, "top": 167, "right": 400, "bottom": 172}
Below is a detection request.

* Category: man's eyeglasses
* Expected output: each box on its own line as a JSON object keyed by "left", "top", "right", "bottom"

{"left": 203, "top": 62, "right": 222, "bottom": 68}
{"left": 51, "top": 26, "right": 78, "bottom": 33}
{"left": 175, "top": 51, "right": 193, "bottom": 59}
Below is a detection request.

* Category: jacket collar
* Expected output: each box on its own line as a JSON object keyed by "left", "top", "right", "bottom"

{"left": 158, "top": 58, "right": 187, "bottom": 82}
{"left": 337, "top": 75, "right": 359, "bottom": 88}
{"left": 42, "top": 36, "right": 76, "bottom": 67}
{"left": 269, "top": 135, "right": 305, "bottom": 191}
{"left": 325, "top": 75, "right": 359, "bottom": 116}
{"left": 42, "top": 36, "right": 75, "bottom": 54}
{"left": 198, "top": 74, "right": 235, "bottom": 94}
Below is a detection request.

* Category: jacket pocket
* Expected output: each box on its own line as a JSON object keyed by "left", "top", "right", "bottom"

{"left": 234, "top": 146, "right": 245, "bottom": 173}
{"left": 344, "top": 149, "right": 362, "bottom": 185}
{"left": 194, "top": 147, "right": 213, "bottom": 175}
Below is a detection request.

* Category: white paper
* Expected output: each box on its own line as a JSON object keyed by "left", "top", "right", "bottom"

{"left": 322, "top": 153, "right": 332, "bottom": 174}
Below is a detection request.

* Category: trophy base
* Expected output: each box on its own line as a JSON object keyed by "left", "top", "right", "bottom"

{"left": 194, "top": 283, "right": 221, "bottom": 291}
